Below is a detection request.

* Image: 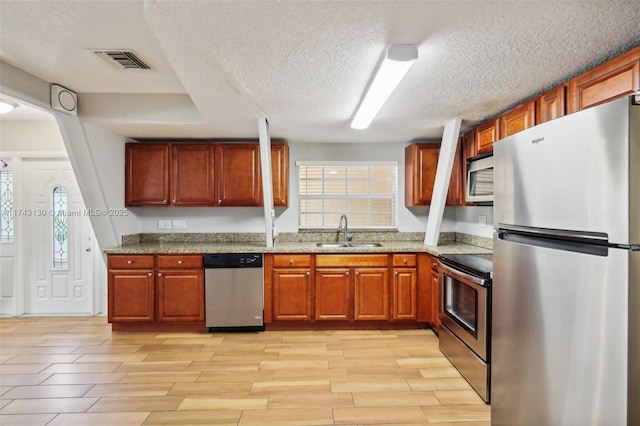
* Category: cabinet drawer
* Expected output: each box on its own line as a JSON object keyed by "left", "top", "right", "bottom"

{"left": 157, "top": 255, "right": 203, "bottom": 269}
{"left": 108, "top": 255, "right": 155, "bottom": 269}
{"left": 272, "top": 254, "right": 311, "bottom": 268}
{"left": 393, "top": 254, "right": 417, "bottom": 267}
{"left": 316, "top": 254, "right": 388, "bottom": 268}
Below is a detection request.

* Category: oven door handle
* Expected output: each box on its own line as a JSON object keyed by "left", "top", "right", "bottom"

{"left": 438, "top": 261, "right": 489, "bottom": 288}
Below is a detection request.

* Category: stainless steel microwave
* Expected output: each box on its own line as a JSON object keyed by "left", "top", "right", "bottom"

{"left": 466, "top": 154, "right": 493, "bottom": 204}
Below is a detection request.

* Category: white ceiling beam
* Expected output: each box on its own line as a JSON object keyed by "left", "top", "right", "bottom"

{"left": 424, "top": 118, "right": 462, "bottom": 246}
{"left": 258, "top": 118, "right": 276, "bottom": 248}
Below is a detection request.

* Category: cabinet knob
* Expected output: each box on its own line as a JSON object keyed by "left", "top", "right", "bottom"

{"left": 403, "top": 258, "right": 408, "bottom": 264}
{"left": 127, "top": 260, "right": 133, "bottom": 264}
{"left": 289, "top": 259, "right": 294, "bottom": 265}
{"left": 306, "top": 271, "right": 310, "bottom": 276}
{"left": 157, "top": 272, "right": 162, "bottom": 277}
{"left": 147, "top": 272, "right": 153, "bottom": 277}
{"left": 395, "top": 271, "right": 398, "bottom": 276}
{"left": 163, "top": 199, "right": 167, "bottom": 203}
{"left": 345, "top": 271, "right": 349, "bottom": 276}
{"left": 356, "top": 271, "right": 360, "bottom": 276}
{"left": 177, "top": 260, "right": 183, "bottom": 265}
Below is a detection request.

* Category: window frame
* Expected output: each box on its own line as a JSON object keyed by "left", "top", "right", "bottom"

{"left": 296, "top": 160, "right": 398, "bottom": 230}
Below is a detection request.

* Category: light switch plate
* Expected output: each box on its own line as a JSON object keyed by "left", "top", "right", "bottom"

{"left": 479, "top": 215, "right": 487, "bottom": 227}
{"left": 172, "top": 219, "right": 186, "bottom": 229}
{"left": 158, "top": 220, "right": 172, "bottom": 230}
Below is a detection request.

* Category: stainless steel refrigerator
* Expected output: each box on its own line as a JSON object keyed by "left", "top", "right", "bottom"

{"left": 492, "top": 95, "right": 639, "bottom": 425}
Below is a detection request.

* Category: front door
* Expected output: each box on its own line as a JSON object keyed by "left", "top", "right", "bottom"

{"left": 23, "top": 159, "right": 94, "bottom": 314}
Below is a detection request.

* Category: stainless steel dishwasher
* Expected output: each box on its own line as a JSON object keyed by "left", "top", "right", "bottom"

{"left": 204, "top": 253, "right": 264, "bottom": 332}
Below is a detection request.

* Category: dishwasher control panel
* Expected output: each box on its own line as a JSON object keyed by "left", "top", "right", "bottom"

{"left": 204, "top": 253, "right": 263, "bottom": 268}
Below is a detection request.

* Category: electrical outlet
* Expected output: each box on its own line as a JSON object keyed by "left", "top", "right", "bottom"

{"left": 158, "top": 220, "right": 172, "bottom": 230}
{"left": 172, "top": 219, "right": 186, "bottom": 230}
{"left": 479, "top": 215, "right": 487, "bottom": 227}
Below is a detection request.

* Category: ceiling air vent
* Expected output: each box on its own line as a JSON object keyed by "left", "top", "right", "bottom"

{"left": 94, "top": 50, "right": 150, "bottom": 70}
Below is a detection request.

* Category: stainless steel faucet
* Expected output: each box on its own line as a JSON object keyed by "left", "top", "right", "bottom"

{"left": 338, "top": 214, "right": 351, "bottom": 244}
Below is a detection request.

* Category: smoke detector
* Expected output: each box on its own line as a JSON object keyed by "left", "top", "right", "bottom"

{"left": 94, "top": 50, "right": 150, "bottom": 70}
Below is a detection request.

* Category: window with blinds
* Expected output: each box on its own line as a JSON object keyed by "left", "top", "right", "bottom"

{"left": 297, "top": 161, "right": 397, "bottom": 229}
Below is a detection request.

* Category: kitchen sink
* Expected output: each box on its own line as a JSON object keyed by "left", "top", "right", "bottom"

{"left": 315, "top": 242, "right": 382, "bottom": 248}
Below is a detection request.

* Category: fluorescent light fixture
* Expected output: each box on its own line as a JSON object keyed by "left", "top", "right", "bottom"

{"left": 351, "top": 44, "right": 418, "bottom": 129}
{"left": 0, "top": 99, "right": 18, "bottom": 114}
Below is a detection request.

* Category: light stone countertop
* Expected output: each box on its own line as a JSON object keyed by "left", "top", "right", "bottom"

{"left": 103, "top": 240, "right": 491, "bottom": 256}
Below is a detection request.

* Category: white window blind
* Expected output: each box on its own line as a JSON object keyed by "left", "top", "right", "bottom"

{"left": 297, "top": 161, "right": 397, "bottom": 229}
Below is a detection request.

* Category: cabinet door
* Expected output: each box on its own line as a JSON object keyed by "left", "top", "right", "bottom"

{"left": 475, "top": 118, "right": 499, "bottom": 155}
{"left": 315, "top": 268, "right": 350, "bottom": 321}
{"left": 537, "top": 85, "right": 566, "bottom": 124}
{"left": 272, "top": 268, "right": 312, "bottom": 321}
{"left": 431, "top": 271, "right": 440, "bottom": 331}
{"left": 500, "top": 101, "right": 535, "bottom": 138}
{"left": 171, "top": 144, "right": 215, "bottom": 206}
{"left": 156, "top": 269, "right": 205, "bottom": 322}
{"left": 392, "top": 268, "right": 417, "bottom": 320}
{"left": 405, "top": 143, "right": 439, "bottom": 206}
{"left": 216, "top": 143, "right": 261, "bottom": 206}
{"left": 446, "top": 139, "right": 463, "bottom": 206}
{"left": 354, "top": 268, "right": 389, "bottom": 321}
{"left": 125, "top": 143, "right": 170, "bottom": 206}
{"left": 108, "top": 269, "right": 155, "bottom": 322}
{"left": 568, "top": 46, "right": 640, "bottom": 113}
{"left": 270, "top": 143, "right": 289, "bottom": 207}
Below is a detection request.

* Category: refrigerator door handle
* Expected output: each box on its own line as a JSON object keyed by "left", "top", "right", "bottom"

{"left": 498, "top": 223, "right": 609, "bottom": 243}
{"left": 498, "top": 226, "right": 609, "bottom": 257}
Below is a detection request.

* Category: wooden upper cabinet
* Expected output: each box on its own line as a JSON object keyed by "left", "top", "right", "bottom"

{"left": 269, "top": 142, "right": 289, "bottom": 207}
{"left": 446, "top": 139, "right": 463, "bottom": 206}
{"left": 125, "top": 143, "right": 170, "bottom": 206}
{"left": 405, "top": 142, "right": 463, "bottom": 207}
{"left": 215, "top": 143, "right": 261, "bottom": 206}
{"left": 475, "top": 118, "right": 499, "bottom": 154}
{"left": 405, "top": 143, "right": 439, "bottom": 206}
{"left": 568, "top": 45, "right": 640, "bottom": 114}
{"left": 171, "top": 144, "right": 215, "bottom": 206}
{"left": 500, "top": 101, "right": 535, "bottom": 138}
{"left": 537, "top": 85, "right": 566, "bottom": 124}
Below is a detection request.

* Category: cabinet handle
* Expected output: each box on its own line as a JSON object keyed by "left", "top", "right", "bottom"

{"left": 289, "top": 259, "right": 294, "bottom": 265}
{"left": 404, "top": 258, "right": 408, "bottom": 264}
{"left": 127, "top": 260, "right": 133, "bottom": 264}
{"left": 177, "top": 260, "right": 183, "bottom": 265}
{"left": 218, "top": 199, "right": 222, "bottom": 204}
{"left": 306, "top": 271, "right": 310, "bottom": 276}
{"left": 356, "top": 271, "right": 360, "bottom": 276}
{"left": 147, "top": 272, "right": 152, "bottom": 277}
{"left": 157, "top": 273, "right": 162, "bottom": 277}
{"left": 345, "top": 271, "right": 349, "bottom": 276}
{"left": 395, "top": 271, "right": 398, "bottom": 276}
{"left": 163, "top": 199, "right": 167, "bottom": 203}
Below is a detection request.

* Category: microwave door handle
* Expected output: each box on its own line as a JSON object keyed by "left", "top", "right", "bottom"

{"left": 438, "top": 261, "right": 488, "bottom": 288}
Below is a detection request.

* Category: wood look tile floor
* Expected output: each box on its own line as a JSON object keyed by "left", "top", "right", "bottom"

{"left": 0, "top": 317, "right": 490, "bottom": 425}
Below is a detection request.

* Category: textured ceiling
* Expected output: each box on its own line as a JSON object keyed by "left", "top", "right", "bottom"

{"left": 1, "top": 1, "right": 639, "bottom": 143}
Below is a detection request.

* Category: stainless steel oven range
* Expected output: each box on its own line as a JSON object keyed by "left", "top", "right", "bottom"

{"left": 438, "top": 253, "right": 492, "bottom": 403}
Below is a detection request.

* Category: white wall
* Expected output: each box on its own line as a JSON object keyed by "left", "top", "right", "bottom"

{"left": 455, "top": 205, "right": 494, "bottom": 238}
{"left": 0, "top": 120, "right": 65, "bottom": 152}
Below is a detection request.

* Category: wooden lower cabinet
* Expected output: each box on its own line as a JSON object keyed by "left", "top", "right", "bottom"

{"left": 108, "top": 268, "right": 155, "bottom": 322}
{"left": 266, "top": 253, "right": 427, "bottom": 329}
{"left": 392, "top": 254, "right": 417, "bottom": 321}
{"left": 315, "top": 268, "right": 351, "bottom": 321}
{"left": 156, "top": 269, "right": 204, "bottom": 322}
{"left": 354, "top": 268, "right": 389, "bottom": 321}
{"left": 107, "top": 254, "right": 205, "bottom": 331}
{"left": 430, "top": 256, "right": 441, "bottom": 331}
{"left": 272, "top": 268, "right": 312, "bottom": 321}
